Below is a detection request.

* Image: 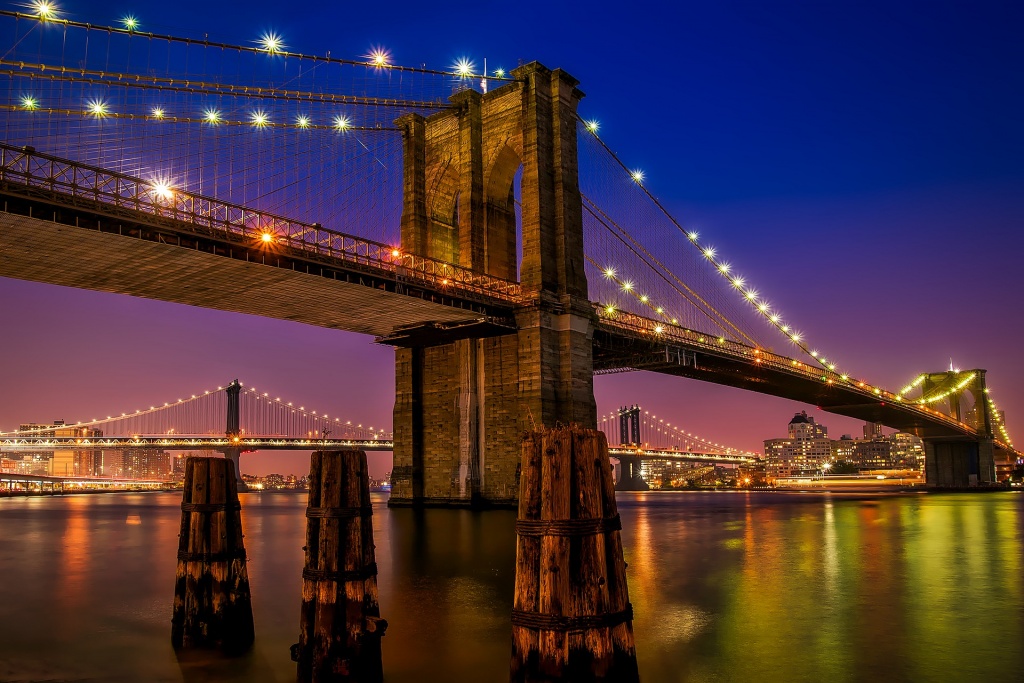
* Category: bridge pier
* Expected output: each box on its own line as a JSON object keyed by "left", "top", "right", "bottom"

{"left": 388, "top": 63, "right": 597, "bottom": 509}
{"left": 924, "top": 439, "right": 996, "bottom": 488}
{"left": 921, "top": 369, "right": 999, "bottom": 488}
{"left": 222, "top": 448, "right": 248, "bottom": 492}
{"left": 614, "top": 455, "right": 650, "bottom": 492}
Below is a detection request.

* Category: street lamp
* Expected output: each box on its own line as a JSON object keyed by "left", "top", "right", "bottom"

{"left": 821, "top": 461, "right": 832, "bottom": 482}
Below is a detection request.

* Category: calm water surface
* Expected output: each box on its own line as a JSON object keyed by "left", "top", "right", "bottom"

{"left": 1, "top": 490, "right": 1022, "bottom": 682}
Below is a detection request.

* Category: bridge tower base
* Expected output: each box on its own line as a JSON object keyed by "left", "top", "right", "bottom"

{"left": 388, "top": 63, "right": 597, "bottom": 508}
{"left": 924, "top": 439, "right": 996, "bottom": 488}
{"left": 921, "top": 369, "right": 998, "bottom": 488}
{"left": 222, "top": 448, "right": 248, "bottom": 492}
{"left": 614, "top": 454, "right": 649, "bottom": 492}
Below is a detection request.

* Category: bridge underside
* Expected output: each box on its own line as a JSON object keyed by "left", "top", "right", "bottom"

{"left": 593, "top": 331, "right": 975, "bottom": 441}
{"left": 0, "top": 201, "right": 508, "bottom": 338}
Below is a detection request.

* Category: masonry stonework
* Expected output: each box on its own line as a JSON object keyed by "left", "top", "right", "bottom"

{"left": 922, "top": 369, "right": 997, "bottom": 487}
{"left": 390, "top": 63, "right": 597, "bottom": 507}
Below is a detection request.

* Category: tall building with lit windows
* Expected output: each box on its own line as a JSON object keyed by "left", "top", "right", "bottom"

{"left": 764, "top": 411, "right": 832, "bottom": 479}
{"left": 10, "top": 420, "right": 103, "bottom": 476}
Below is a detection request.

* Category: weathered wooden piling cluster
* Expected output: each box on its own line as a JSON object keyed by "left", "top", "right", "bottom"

{"left": 169, "top": 435, "right": 639, "bottom": 681}
{"left": 171, "top": 456, "right": 254, "bottom": 653}
{"left": 293, "top": 450, "right": 387, "bottom": 683}
{"left": 510, "top": 426, "right": 640, "bottom": 683}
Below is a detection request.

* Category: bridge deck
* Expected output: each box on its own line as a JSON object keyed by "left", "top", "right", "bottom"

{"left": 0, "top": 147, "right": 1012, "bottom": 454}
{"left": 595, "top": 321, "right": 1003, "bottom": 444}
{"left": 0, "top": 210, "right": 488, "bottom": 338}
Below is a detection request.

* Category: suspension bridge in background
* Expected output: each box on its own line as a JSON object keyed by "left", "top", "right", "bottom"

{"left": 0, "top": 378, "right": 757, "bottom": 490}
{"left": 0, "top": 6, "right": 1016, "bottom": 506}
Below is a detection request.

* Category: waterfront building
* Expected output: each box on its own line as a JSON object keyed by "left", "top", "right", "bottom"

{"left": 764, "top": 411, "right": 832, "bottom": 479}
{"left": 888, "top": 432, "right": 925, "bottom": 469}
{"left": 0, "top": 454, "right": 51, "bottom": 475}
{"left": 767, "top": 416, "right": 924, "bottom": 478}
{"left": 121, "top": 449, "right": 171, "bottom": 479}
{"left": 852, "top": 439, "right": 893, "bottom": 469}
{"left": 640, "top": 460, "right": 716, "bottom": 489}
{"left": 11, "top": 421, "right": 103, "bottom": 476}
{"left": 832, "top": 435, "right": 856, "bottom": 461}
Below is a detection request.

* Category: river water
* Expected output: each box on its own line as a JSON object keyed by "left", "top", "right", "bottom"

{"left": 0, "top": 490, "right": 1022, "bottom": 682}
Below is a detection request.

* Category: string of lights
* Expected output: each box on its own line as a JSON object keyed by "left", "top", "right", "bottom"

{"left": 0, "top": 381, "right": 391, "bottom": 440}
{"left": 596, "top": 409, "right": 758, "bottom": 456}
{"left": 241, "top": 384, "right": 391, "bottom": 440}
{"left": 576, "top": 116, "right": 853, "bottom": 376}
{"left": 7, "top": 4, "right": 515, "bottom": 81}
{"left": 0, "top": 385, "right": 224, "bottom": 434}
{"left": 582, "top": 198, "right": 761, "bottom": 347}
{"left": 574, "top": 116, "right": 988, "bottom": 418}
{"left": 0, "top": 62, "right": 451, "bottom": 110}
{"left": 5, "top": 103, "right": 397, "bottom": 132}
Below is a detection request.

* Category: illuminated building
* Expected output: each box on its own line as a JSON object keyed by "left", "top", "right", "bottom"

{"left": 12, "top": 421, "right": 103, "bottom": 476}
{"left": 122, "top": 449, "right": 171, "bottom": 479}
{"left": 764, "top": 411, "right": 832, "bottom": 479}
{"left": 640, "top": 460, "right": 716, "bottom": 489}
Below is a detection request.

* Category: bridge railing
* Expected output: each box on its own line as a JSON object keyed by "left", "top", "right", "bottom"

{"left": 0, "top": 143, "right": 522, "bottom": 304}
{"left": 0, "top": 435, "right": 395, "bottom": 450}
{"left": 597, "top": 308, "right": 978, "bottom": 436}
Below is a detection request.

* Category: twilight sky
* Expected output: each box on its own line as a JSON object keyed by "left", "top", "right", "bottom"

{"left": 1, "top": 0, "right": 1021, "bottom": 478}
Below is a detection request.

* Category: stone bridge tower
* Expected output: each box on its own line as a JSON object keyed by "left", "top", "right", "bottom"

{"left": 388, "top": 63, "right": 597, "bottom": 507}
{"left": 921, "top": 369, "right": 996, "bottom": 487}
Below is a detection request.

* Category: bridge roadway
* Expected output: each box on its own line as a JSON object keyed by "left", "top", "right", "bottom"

{"left": 0, "top": 434, "right": 751, "bottom": 464}
{"left": 0, "top": 435, "right": 394, "bottom": 451}
{"left": 0, "top": 145, "right": 1013, "bottom": 454}
{"left": 0, "top": 471, "right": 168, "bottom": 486}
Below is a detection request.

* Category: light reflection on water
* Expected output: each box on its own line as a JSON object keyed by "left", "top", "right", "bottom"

{"left": 0, "top": 491, "right": 1022, "bottom": 682}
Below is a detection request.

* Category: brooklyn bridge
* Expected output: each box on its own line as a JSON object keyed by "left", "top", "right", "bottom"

{"left": 0, "top": 7, "right": 1015, "bottom": 507}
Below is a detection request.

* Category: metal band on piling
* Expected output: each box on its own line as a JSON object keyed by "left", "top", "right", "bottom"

{"left": 177, "top": 549, "right": 248, "bottom": 562}
{"left": 305, "top": 506, "right": 373, "bottom": 519}
{"left": 514, "top": 514, "right": 621, "bottom": 537}
{"left": 510, "top": 604, "right": 634, "bottom": 632}
{"left": 301, "top": 562, "right": 378, "bottom": 582}
{"left": 181, "top": 502, "right": 241, "bottom": 513}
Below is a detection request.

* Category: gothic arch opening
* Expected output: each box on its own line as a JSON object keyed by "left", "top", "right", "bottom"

{"left": 426, "top": 164, "right": 460, "bottom": 264}
{"left": 485, "top": 145, "right": 523, "bottom": 280}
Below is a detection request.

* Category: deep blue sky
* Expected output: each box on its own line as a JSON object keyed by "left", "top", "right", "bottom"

{"left": 1, "top": 0, "right": 1021, "bottom": 476}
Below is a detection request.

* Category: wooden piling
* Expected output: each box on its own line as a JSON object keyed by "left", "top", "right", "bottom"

{"left": 293, "top": 450, "right": 386, "bottom": 683}
{"left": 510, "top": 426, "right": 640, "bottom": 683}
{"left": 171, "top": 456, "right": 254, "bottom": 653}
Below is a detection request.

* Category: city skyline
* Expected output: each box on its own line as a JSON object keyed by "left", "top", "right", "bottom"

{"left": 1, "top": 0, "right": 1021, "bottom": 479}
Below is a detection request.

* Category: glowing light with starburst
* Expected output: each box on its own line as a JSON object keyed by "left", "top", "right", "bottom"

{"left": 259, "top": 32, "right": 284, "bottom": 54}
{"left": 31, "top": 1, "right": 57, "bottom": 20}
{"left": 367, "top": 47, "right": 390, "bottom": 67}
{"left": 151, "top": 181, "right": 174, "bottom": 200}
{"left": 453, "top": 58, "right": 474, "bottom": 77}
